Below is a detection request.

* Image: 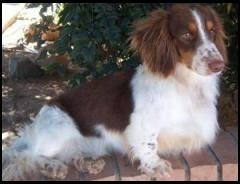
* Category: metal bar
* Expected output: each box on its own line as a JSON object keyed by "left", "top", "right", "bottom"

{"left": 110, "top": 151, "right": 122, "bottom": 181}
{"left": 225, "top": 130, "right": 238, "bottom": 147}
{"left": 178, "top": 153, "right": 191, "bottom": 181}
{"left": 206, "top": 145, "right": 223, "bottom": 181}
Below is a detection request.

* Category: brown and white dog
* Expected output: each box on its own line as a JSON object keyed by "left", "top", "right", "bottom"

{"left": 2, "top": 4, "right": 227, "bottom": 180}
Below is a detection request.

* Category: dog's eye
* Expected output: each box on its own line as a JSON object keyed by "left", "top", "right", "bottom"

{"left": 181, "top": 32, "right": 194, "bottom": 41}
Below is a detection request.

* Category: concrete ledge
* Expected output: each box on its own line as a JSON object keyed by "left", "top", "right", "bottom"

{"left": 63, "top": 127, "right": 238, "bottom": 181}
{"left": 20, "top": 127, "right": 239, "bottom": 181}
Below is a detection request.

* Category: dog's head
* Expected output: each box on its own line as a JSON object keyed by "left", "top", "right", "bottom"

{"left": 130, "top": 4, "right": 227, "bottom": 76}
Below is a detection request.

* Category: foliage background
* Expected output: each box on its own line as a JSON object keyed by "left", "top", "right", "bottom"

{"left": 26, "top": 3, "right": 238, "bottom": 91}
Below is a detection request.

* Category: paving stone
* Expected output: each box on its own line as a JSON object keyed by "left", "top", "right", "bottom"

{"left": 211, "top": 129, "right": 238, "bottom": 181}
{"left": 183, "top": 149, "right": 217, "bottom": 181}
{"left": 222, "top": 164, "right": 238, "bottom": 181}
{"left": 4, "top": 128, "right": 238, "bottom": 181}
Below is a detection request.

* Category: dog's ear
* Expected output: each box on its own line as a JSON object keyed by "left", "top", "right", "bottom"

{"left": 129, "top": 9, "right": 179, "bottom": 77}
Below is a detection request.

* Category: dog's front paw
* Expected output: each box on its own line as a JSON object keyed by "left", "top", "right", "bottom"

{"left": 39, "top": 159, "right": 68, "bottom": 180}
{"left": 72, "top": 156, "right": 105, "bottom": 174}
{"left": 155, "top": 159, "right": 173, "bottom": 177}
{"left": 85, "top": 158, "right": 105, "bottom": 174}
{"left": 138, "top": 158, "right": 173, "bottom": 179}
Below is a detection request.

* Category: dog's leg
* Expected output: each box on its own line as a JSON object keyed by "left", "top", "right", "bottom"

{"left": 129, "top": 141, "right": 172, "bottom": 177}
{"left": 125, "top": 126, "right": 172, "bottom": 178}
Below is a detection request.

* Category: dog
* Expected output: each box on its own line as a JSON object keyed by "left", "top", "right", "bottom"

{"left": 2, "top": 4, "right": 227, "bottom": 180}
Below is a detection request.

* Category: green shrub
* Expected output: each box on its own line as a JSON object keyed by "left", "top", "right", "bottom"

{"left": 26, "top": 3, "right": 238, "bottom": 90}
{"left": 52, "top": 3, "right": 167, "bottom": 86}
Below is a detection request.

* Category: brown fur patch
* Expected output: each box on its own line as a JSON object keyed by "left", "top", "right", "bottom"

{"left": 179, "top": 49, "right": 194, "bottom": 67}
{"left": 129, "top": 4, "right": 227, "bottom": 77}
{"left": 206, "top": 20, "right": 214, "bottom": 31}
{"left": 48, "top": 70, "right": 135, "bottom": 137}
{"left": 188, "top": 22, "right": 197, "bottom": 34}
{"left": 129, "top": 9, "right": 179, "bottom": 77}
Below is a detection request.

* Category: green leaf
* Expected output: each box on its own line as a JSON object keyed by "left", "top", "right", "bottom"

{"left": 227, "top": 3, "right": 232, "bottom": 14}
{"left": 25, "top": 3, "right": 238, "bottom": 90}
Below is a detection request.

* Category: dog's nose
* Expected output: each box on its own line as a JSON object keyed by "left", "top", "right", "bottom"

{"left": 208, "top": 59, "right": 225, "bottom": 73}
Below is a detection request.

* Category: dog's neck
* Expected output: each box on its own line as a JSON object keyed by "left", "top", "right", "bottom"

{"left": 133, "top": 63, "right": 220, "bottom": 105}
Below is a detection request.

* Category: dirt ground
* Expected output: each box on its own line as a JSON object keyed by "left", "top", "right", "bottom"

{"left": 2, "top": 50, "right": 71, "bottom": 145}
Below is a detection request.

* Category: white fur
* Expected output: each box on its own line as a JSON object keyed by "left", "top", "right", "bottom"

{"left": 94, "top": 125, "right": 128, "bottom": 155}
{"left": 8, "top": 106, "right": 128, "bottom": 160}
{"left": 12, "top": 105, "right": 82, "bottom": 160}
{"left": 191, "top": 10, "right": 224, "bottom": 75}
{"left": 123, "top": 63, "right": 220, "bottom": 172}
{"left": 2, "top": 106, "right": 124, "bottom": 180}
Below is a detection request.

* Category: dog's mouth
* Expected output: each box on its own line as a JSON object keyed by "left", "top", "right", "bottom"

{"left": 207, "top": 60, "right": 225, "bottom": 73}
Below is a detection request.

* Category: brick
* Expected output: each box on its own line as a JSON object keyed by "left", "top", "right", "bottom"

{"left": 190, "top": 165, "right": 218, "bottom": 181}
{"left": 159, "top": 156, "right": 185, "bottom": 181}
{"left": 183, "top": 149, "right": 217, "bottom": 181}
{"left": 211, "top": 129, "right": 238, "bottom": 181}
{"left": 7, "top": 128, "right": 238, "bottom": 181}
{"left": 222, "top": 164, "right": 238, "bottom": 181}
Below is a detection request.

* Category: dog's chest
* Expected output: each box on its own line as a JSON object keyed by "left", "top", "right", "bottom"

{"left": 129, "top": 69, "right": 219, "bottom": 153}
{"left": 132, "top": 82, "right": 213, "bottom": 125}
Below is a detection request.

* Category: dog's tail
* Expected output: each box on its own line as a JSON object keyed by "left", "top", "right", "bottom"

{"left": 2, "top": 123, "right": 41, "bottom": 181}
